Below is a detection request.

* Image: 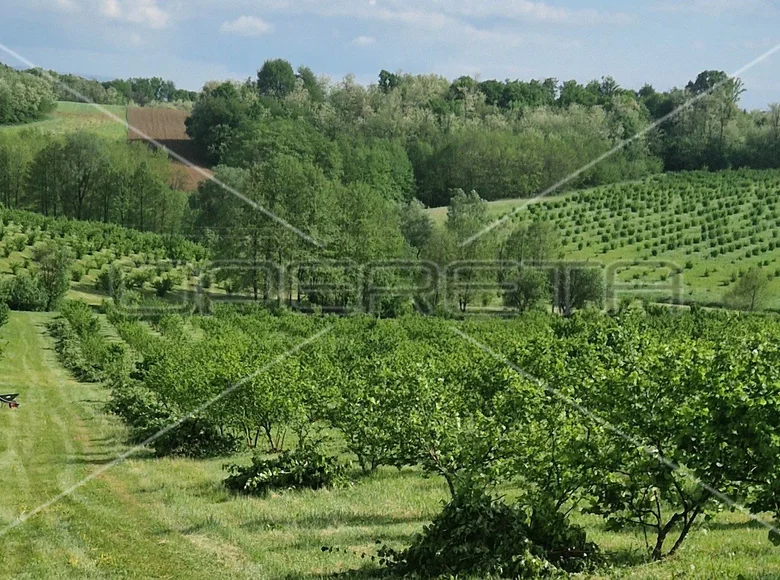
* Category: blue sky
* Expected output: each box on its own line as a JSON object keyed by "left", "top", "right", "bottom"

{"left": 0, "top": 0, "right": 778, "bottom": 109}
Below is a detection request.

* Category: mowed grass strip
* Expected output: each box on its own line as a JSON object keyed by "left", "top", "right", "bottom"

{"left": 0, "top": 312, "right": 224, "bottom": 578}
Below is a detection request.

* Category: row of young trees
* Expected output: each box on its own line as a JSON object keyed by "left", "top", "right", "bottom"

{"left": 0, "top": 206, "right": 205, "bottom": 312}
{"left": 50, "top": 302, "right": 780, "bottom": 570}
{"left": 0, "top": 131, "right": 187, "bottom": 234}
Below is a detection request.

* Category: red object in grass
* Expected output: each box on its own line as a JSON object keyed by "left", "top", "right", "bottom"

{"left": 8, "top": 402, "right": 18, "bottom": 409}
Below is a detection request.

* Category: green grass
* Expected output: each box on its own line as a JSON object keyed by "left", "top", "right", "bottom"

{"left": 427, "top": 193, "right": 570, "bottom": 226}
{"left": 1, "top": 311, "right": 780, "bottom": 578}
{"left": 0, "top": 102, "right": 128, "bottom": 140}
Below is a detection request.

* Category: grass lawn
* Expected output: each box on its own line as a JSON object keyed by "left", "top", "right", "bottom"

{"left": 0, "top": 311, "right": 779, "bottom": 578}
{"left": 427, "top": 193, "right": 570, "bottom": 227}
{"left": 0, "top": 102, "right": 128, "bottom": 140}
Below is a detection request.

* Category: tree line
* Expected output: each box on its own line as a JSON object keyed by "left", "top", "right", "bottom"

{"left": 0, "top": 130, "right": 187, "bottom": 234}
{"left": 187, "top": 60, "right": 780, "bottom": 208}
{"left": 0, "top": 64, "right": 197, "bottom": 118}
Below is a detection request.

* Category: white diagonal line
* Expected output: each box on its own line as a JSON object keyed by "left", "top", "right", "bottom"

{"left": 0, "top": 326, "right": 332, "bottom": 538}
{"left": 0, "top": 42, "right": 324, "bottom": 249}
{"left": 461, "top": 41, "right": 780, "bottom": 248}
{"left": 451, "top": 326, "right": 780, "bottom": 536}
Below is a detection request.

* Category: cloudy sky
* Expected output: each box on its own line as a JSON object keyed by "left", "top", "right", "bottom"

{"left": 0, "top": 0, "right": 778, "bottom": 109}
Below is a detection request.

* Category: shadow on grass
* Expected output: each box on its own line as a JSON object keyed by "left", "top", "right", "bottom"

{"left": 598, "top": 546, "right": 651, "bottom": 568}
{"left": 704, "top": 519, "right": 768, "bottom": 531}
{"left": 242, "top": 511, "right": 426, "bottom": 533}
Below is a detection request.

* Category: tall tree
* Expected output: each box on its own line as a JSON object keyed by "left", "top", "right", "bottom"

{"left": 257, "top": 59, "right": 297, "bottom": 99}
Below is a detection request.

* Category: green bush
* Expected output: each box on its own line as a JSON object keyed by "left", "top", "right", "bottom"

{"left": 95, "top": 265, "right": 124, "bottom": 298}
{"left": 224, "top": 444, "right": 349, "bottom": 496}
{"left": 152, "top": 275, "right": 175, "bottom": 297}
{"left": 71, "top": 264, "right": 85, "bottom": 282}
{"left": 378, "top": 489, "right": 596, "bottom": 578}
{"left": 0, "top": 302, "right": 9, "bottom": 327}
{"left": 107, "top": 381, "right": 238, "bottom": 458}
{"left": 0, "top": 272, "right": 48, "bottom": 311}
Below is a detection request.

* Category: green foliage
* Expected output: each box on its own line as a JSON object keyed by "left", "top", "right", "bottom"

{"left": 95, "top": 264, "right": 125, "bottom": 298}
{"left": 0, "top": 271, "right": 48, "bottom": 311}
{"left": 152, "top": 275, "right": 175, "bottom": 297}
{"left": 223, "top": 443, "right": 349, "bottom": 496}
{"left": 257, "top": 59, "right": 297, "bottom": 99}
{"left": 47, "top": 301, "right": 129, "bottom": 382}
{"left": 0, "top": 301, "right": 9, "bottom": 326}
{"left": 378, "top": 488, "right": 595, "bottom": 578}
{"left": 1, "top": 130, "right": 188, "bottom": 234}
{"left": 31, "top": 240, "right": 72, "bottom": 310}
{"left": 723, "top": 267, "right": 770, "bottom": 311}
{"left": 0, "top": 64, "right": 56, "bottom": 125}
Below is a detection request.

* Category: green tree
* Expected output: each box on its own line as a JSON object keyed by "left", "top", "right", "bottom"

{"left": 32, "top": 241, "right": 73, "bottom": 310}
{"left": 551, "top": 265, "right": 604, "bottom": 316}
{"left": 399, "top": 200, "right": 433, "bottom": 257}
{"left": 723, "top": 268, "right": 770, "bottom": 311}
{"left": 297, "top": 66, "right": 325, "bottom": 103}
{"left": 445, "top": 190, "right": 495, "bottom": 312}
{"left": 257, "top": 59, "right": 297, "bottom": 99}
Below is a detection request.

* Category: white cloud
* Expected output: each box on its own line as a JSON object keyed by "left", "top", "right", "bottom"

{"left": 99, "top": 0, "right": 121, "bottom": 18}
{"left": 240, "top": 0, "right": 631, "bottom": 27}
{"left": 220, "top": 15, "right": 273, "bottom": 37}
{"left": 123, "top": 0, "right": 169, "bottom": 28}
{"left": 439, "top": 0, "right": 632, "bottom": 25}
{"left": 652, "top": 0, "right": 776, "bottom": 15}
{"left": 27, "top": 0, "right": 79, "bottom": 12}
{"left": 352, "top": 35, "right": 375, "bottom": 46}
{"left": 34, "top": 0, "right": 169, "bottom": 27}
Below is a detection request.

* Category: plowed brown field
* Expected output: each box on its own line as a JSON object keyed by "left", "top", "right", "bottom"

{"left": 127, "top": 107, "right": 211, "bottom": 191}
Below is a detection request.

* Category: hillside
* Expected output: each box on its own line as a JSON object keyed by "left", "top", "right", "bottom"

{"left": 0, "top": 101, "right": 209, "bottom": 192}
{"left": 430, "top": 169, "right": 780, "bottom": 309}
{"left": 0, "top": 101, "right": 128, "bottom": 139}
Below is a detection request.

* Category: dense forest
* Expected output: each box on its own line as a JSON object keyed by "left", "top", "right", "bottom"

{"left": 185, "top": 61, "right": 780, "bottom": 209}
{"left": 0, "top": 64, "right": 56, "bottom": 124}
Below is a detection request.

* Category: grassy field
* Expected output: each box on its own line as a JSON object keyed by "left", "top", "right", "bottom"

{"left": 0, "top": 102, "right": 128, "bottom": 139}
{"left": 1, "top": 311, "right": 780, "bottom": 578}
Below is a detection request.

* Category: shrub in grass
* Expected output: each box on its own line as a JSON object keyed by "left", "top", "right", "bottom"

{"left": 377, "top": 489, "right": 596, "bottom": 578}
{"left": 127, "top": 268, "right": 154, "bottom": 289}
{"left": 109, "top": 386, "right": 239, "bottom": 458}
{"left": 0, "top": 271, "right": 48, "bottom": 311}
{"left": 71, "top": 264, "right": 85, "bottom": 282}
{"left": 11, "top": 235, "right": 27, "bottom": 252}
{"left": 0, "top": 302, "right": 8, "bottom": 327}
{"left": 224, "top": 444, "right": 349, "bottom": 496}
{"left": 95, "top": 265, "right": 124, "bottom": 298}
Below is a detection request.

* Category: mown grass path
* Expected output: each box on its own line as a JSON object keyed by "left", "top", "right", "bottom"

{"left": 0, "top": 312, "right": 227, "bottom": 578}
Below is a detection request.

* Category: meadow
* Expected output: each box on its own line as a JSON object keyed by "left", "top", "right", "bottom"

{"left": 0, "top": 102, "right": 129, "bottom": 140}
